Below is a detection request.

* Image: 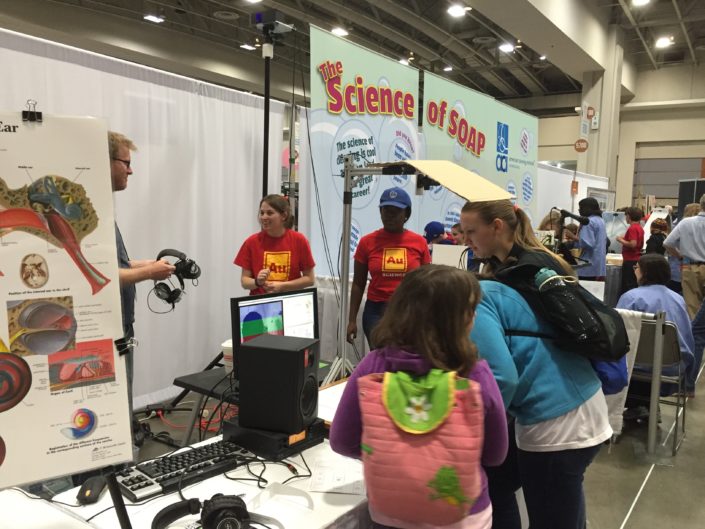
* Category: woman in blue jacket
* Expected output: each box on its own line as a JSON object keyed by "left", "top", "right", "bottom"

{"left": 461, "top": 199, "right": 612, "bottom": 529}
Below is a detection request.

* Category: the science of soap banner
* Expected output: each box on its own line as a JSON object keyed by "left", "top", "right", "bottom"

{"left": 0, "top": 114, "right": 131, "bottom": 488}
{"left": 308, "top": 25, "right": 422, "bottom": 276}
{"left": 419, "top": 72, "right": 539, "bottom": 229}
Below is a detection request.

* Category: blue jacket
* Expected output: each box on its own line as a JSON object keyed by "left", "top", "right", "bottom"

{"left": 470, "top": 280, "right": 602, "bottom": 426}
{"left": 576, "top": 215, "right": 607, "bottom": 277}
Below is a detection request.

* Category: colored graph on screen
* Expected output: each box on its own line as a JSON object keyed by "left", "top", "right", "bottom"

{"left": 240, "top": 300, "right": 284, "bottom": 343}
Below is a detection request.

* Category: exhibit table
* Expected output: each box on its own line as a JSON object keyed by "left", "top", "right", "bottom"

{"left": 1, "top": 438, "right": 370, "bottom": 529}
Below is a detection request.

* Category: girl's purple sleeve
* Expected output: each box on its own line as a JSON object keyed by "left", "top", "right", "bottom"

{"left": 329, "top": 353, "right": 382, "bottom": 458}
{"left": 471, "top": 360, "right": 508, "bottom": 467}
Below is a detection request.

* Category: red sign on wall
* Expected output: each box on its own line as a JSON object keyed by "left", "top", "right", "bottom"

{"left": 574, "top": 139, "right": 589, "bottom": 153}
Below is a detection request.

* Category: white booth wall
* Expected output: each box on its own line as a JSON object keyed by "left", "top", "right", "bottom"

{"left": 536, "top": 162, "right": 609, "bottom": 218}
{"left": 0, "top": 28, "right": 286, "bottom": 408}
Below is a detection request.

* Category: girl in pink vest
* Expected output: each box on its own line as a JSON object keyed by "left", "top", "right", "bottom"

{"left": 330, "top": 265, "right": 508, "bottom": 529}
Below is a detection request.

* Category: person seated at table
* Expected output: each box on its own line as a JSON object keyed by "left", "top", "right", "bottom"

{"left": 424, "top": 221, "right": 455, "bottom": 251}
{"left": 451, "top": 222, "right": 465, "bottom": 245}
{"left": 617, "top": 254, "right": 695, "bottom": 405}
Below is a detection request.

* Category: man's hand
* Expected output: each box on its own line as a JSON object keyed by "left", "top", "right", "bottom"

{"left": 150, "top": 259, "right": 175, "bottom": 280}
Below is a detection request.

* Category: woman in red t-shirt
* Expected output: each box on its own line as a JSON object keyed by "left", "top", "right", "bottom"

{"left": 616, "top": 206, "right": 644, "bottom": 295}
{"left": 234, "top": 194, "right": 315, "bottom": 295}
{"left": 346, "top": 187, "right": 431, "bottom": 348}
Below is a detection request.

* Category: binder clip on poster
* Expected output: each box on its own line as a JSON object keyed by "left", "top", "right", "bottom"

{"left": 21, "top": 99, "right": 42, "bottom": 123}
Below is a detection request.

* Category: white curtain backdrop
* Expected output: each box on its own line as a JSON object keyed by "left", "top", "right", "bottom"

{"left": 0, "top": 28, "right": 286, "bottom": 408}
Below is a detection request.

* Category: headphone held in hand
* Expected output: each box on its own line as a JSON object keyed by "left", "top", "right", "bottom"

{"left": 151, "top": 493, "right": 280, "bottom": 529}
{"left": 153, "top": 249, "right": 201, "bottom": 307}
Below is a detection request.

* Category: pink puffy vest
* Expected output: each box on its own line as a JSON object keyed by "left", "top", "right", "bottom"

{"left": 358, "top": 370, "right": 484, "bottom": 526}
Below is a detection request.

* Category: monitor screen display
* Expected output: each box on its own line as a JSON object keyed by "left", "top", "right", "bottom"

{"left": 230, "top": 288, "right": 318, "bottom": 369}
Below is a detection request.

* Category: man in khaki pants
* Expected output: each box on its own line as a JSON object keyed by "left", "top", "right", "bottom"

{"left": 664, "top": 194, "right": 705, "bottom": 318}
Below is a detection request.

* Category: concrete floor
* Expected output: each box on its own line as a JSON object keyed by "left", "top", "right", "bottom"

{"left": 585, "top": 387, "right": 704, "bottom": 529}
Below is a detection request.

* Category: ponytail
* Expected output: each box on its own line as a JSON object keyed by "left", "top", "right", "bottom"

{"left": 462, "top": 200, "right": 574, "bottom": 276}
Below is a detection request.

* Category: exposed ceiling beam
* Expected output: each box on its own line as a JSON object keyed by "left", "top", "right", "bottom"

{"left": 263, "top": 0, "right": 485, "bottom": 92}
{"left": 279, "top": 0, "right": 443, "bottom": 63}
{"left": 617, "top": 0, "right": 658, "bottom": 69}
{"left": 465, "top": 10, "right": 547, "bottom": 95}
{"left": 671, "top": 0, "right": 697, "bottom": 64}
{"left": 360, "top": 0, "right": 520, "bottom": 97}
{"left": 625, "top": 13, "right": 705, "bottom": 28}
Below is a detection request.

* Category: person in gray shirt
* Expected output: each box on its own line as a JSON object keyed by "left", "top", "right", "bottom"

{"left": 664, "top": 194, "right": 705, "bottom": 318}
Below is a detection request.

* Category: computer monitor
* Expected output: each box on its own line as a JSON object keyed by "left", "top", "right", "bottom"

{"left": 230, "top": 288, "right": 319, "bottom": 378}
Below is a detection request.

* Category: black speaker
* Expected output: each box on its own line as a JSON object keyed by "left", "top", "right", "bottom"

{"left": 238, "top": 334, "right": 319, "bottom": 434}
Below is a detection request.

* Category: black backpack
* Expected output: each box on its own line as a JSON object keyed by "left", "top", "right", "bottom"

{"left": 494, "top": 254, "right": 630, "bottom": 362}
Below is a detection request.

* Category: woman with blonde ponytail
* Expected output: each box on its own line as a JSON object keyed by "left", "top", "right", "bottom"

{"left": 460, "top": 199, "right": 611, "bottom": 529}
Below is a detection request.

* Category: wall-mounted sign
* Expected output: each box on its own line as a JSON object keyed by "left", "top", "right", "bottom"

{"left": 574, "top": 138, "right": 589, "bottom": 153}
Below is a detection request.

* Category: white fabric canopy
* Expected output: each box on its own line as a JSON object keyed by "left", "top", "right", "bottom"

{"left": 0, "top": 28, "right": 286, "bottom": 407}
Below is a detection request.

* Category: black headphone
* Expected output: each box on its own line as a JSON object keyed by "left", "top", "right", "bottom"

{"left": 149, "top": 493, "right": 288, "bottom": 529}
{"left": 153, "top": 249, "right": 201, "bottom": 307}
{"left": 152, "top": 494, "right": 249, "bottom": 529}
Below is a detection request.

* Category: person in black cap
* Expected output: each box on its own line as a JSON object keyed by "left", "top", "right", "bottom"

{"left": 564, "top": 197, "right": 607, "bottom": 281}
{"left": 346, "top": 187, "right": 430, "bottom": 349}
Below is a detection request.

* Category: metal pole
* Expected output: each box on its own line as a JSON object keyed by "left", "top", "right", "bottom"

{"left": 647, "top": 311, "right": 665, "bottom": 455}
{"left": 105, "top": 470, "right": 133, "bottom": 529}
{"left": 288, "top": 100, "right": 297, "bottom": 222}
{"left": 263, "top": 40, "right": 273, "bottom": 197}
{"left": 337, "top": 156, "right": 354, "bottom": 376}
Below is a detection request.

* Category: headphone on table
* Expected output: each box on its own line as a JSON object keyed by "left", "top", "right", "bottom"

{"left": 153, "top": 249, "right": 201, "bottom": 307}
{"left": 152, "top": 493, "right": 280, "bottom": 529}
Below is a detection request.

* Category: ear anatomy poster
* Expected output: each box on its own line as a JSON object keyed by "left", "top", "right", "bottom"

{"left": 0, "top": 113, "right": 131, "bottom": 488}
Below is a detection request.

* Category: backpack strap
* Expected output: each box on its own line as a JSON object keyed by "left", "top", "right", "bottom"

{"left": 504, "top": 329, "right": 555, "bottom": 339}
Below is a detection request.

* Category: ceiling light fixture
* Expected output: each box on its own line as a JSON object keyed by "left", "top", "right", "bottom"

{"left": 631, "top": 0, "right": 650, "bottom": 6}
{"left": 399, "top": 58, "right": 409, "bottom": 65}
{"left": 143, "top": 14, "right": 165, "bottom": 23}
{"left": 240, "top": 44, "right": 256, "bottom": 51}
{"left": 539, "top": 55, "right": 547, "bottom": 60}
{"left": 499, "top": 43, "right": 515, "bottom": 53}
{"left": 245, "top": 0, "right": 263, "bottom": 4}
{"left": 443, "top": 65, "right": 453, "bottom": 72}
{"left": 655, "top": 35, "right": 674, "bottom": 48}
{"left": 447, "top": 4, "right": 466, "bottom": 17}
{"left": 331, "top": 27, "right": 349, "bottom": 37}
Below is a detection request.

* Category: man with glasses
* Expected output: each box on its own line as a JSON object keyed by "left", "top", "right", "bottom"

{"left": 109, "top": 131, "right": 174, "bottom": 448}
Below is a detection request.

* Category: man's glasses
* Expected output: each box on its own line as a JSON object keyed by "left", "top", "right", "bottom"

{"left": 112, "top": 158, "right": 131, "bottom": 168}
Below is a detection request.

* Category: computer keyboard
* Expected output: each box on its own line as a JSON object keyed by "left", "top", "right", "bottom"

{"left": 116, "top": 440, "right": 254, "bottom": 502}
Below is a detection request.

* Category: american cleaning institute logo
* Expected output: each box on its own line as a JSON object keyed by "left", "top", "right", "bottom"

{"left": 496, "top": 121, "right": 509, "bottom": 173}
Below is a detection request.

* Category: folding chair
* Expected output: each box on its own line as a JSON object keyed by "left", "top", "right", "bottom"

{"left": 630, "top": 315, "right": 686, "bottom": 456}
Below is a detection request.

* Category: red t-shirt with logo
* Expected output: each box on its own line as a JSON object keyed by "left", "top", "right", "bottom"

{"left": 354, "top": 228, "right": 431, "bottom": 302}
{"left": 622, "top": 223, "right": 644, "bottom": 261}
{"left": 234, "top": 230, "right": 316, "bottom": 295}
